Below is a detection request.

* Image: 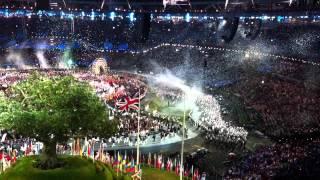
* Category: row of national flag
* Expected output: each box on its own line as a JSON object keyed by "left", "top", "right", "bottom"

{"left": 78, "top": 147, "right": 201, "bottom": 180}
{"left": 112, "top": 151, "right": 137, "bottom": 173}
{"left": 0, "top": 137, "right": 36, "bottom": 173}
{"left": 106, "top": 151, "right": 201, "bottom": 180}
{"left": 146, "top": 152, "right": 200, "bottom": 180}
{"left": 1, "top": 136, "right": 201, "bottom": 179}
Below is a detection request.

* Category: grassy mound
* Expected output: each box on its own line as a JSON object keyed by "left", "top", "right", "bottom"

{"left": 0, "top": 156, "right": 130, "bottom": 180}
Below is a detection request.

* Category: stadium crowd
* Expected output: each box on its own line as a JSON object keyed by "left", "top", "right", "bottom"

{"left": 230, "top": 75, "right": 320, "bottom": 137}
{"left": 110, "top": 111, "right": 183, "bottom": 148}
{"left": 224, "top": 139, "right": 320, "bottom": 179}
{"left": 192, "top": 95, "right": 248, "bottom": 145}
{"left": 0, "top": 70, "right": 187, "bottom": 148}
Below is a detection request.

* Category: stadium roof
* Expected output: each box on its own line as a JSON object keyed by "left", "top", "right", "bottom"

{"left": 0, "top": 0, "right": 318, "bottom": 12}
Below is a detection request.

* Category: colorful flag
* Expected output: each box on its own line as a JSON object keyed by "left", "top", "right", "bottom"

{"left": 193, "top": 169, "right": 199, "bottom": 180}
{"left": 161, "top": 161, "right": 165, "bottom": 170}
{"left": 131, "top": 168, "right": 142, "bottom": 180}
{"left": 184, "top": 168, "right": 189, "bottom": 177}
{"left": 91, "top": 140, "right": 95, "bottom": 160}
{"left": 95, "top": 143, "right": 102, "bottom": 160}
{"left": 111, "top": 156, "right": 114, "bottom": 167}
{"left": 79, "top": 146, "right": 83, "bottom": 157}
{"left": 153, "top": 153, "right": 157, "bottom": 167}
{"left": 115, "top": 96, "right": 139, "bottom": 112}
{"left": 131, "top": 158, "right": 135, "bottom": 172}
{"left": 87, "top": 143, "right": 91, "bottom": 157}
{"left": 175, "top": 162, "right": 180, "bottom": 176}
{"left": 191, "top": 165, "right": 194, "bottom": 179}
{"left": 117, "top": 152, "right": 122, "bottom": 172}
{"left": 147, "top": 152, "right": 151, "bottom": 166}
{"left": 157, "top": 154, "right": 162, "bottom": 169}
{"left": 10, "top": 149, "right": 17, "bottom": 163}
{"left": 115, "top": 90, "right": 146, "bottom": 112}
{"left": 166, "top": 158, "right": 171, "bottom": 171}
{"left": 1, "top": 133, "right": 7, "bottom": 142}
{"left": 122, "top": 158, "right": 126, "bottom": 172}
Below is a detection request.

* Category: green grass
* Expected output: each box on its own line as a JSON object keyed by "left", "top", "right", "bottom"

{"left": 141, "top": 167, "right": 185, "bottom": 180}
{"left": 0, "top": 156, "right": 129, "bottom": 180}
{"left": 245, "top": 135, "right": 273, "bottom": 151}
{"left": 145, "top": 95, "right": 190, "bottom": 122}
{"left": 146, "top": 96, "right": 165, "bottom": 112}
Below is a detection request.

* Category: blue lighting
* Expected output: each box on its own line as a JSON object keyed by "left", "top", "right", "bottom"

{"left": 4, "top": 9, "right": 8, "bottom": 17}
{"left": 110, "top": 11, "right": 115, "bottom": 21}
{"left": 104, "top": 42, "right": 113, "bottom": 50}
{"left": 68, "top": 13, "right": 73, "bottom": 19}
{"left": 91, "top": 11, "right": 95, "bottom": 20}
{"left": 277, "top": 16, "right": 284, "bottom": 22}
{"left": 262, "top": 15, "right": 268, "bottom": 20}
{"left": 48, "top": 12, "right": 54, "bottom": 16}
{"left": 61, "top": 11, "right": 65, "bottom": 19}
{"left": 118, "top": 43, "right": 129, "bottom": 51}
{"left": 165, "top": 14, "right": 171, "bottom": 20}
{"left": 67, "top": 59, "right": 74, "bottom": 66}
{"left": 129, "top": 12, "right": 134, "bottom": 22}
{"left": 1, "top": 8, "right": 320, "bottom": 24}
{"left": 185, "top": 13, "right": 190, "bottom": 22}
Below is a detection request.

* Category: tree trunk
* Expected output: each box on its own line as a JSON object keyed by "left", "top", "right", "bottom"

{"left": 39, "top": 142, "right": 59, "bottom": 169}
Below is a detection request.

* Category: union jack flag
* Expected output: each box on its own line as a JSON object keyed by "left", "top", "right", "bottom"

{"left": 115, "top": 89, "right": 147, "bottom": 112}
{"left": 131, "top": 168, "right": 142, "bottom": 180}
{"left": 115, "top": 96, "right": 140, "bottom": 112}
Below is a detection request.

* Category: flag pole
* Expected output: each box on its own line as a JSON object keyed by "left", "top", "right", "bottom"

{"left": 137, "top": 88, "right": 141, "bottom": 167}
{"left": 180, "top": 93, "right": 186, "bottom": 180}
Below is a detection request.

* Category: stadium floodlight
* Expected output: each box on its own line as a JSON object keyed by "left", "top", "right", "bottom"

{"left": 110, "top": 11, "right": 115, "bottom": 21}
{"left": 91, "top": 11, "right": 95, "bottom": 20}
{"left": 100, "top": 0, "right": 105, "bottom": 10}
{"left": 185, "top": 13, "right": 190, "bottom": 22}
{"left": 129, "top": 12, "right": 134, "bottom": 22}
{"left": 163, "top": 0, "right": 190, "bottom": 9}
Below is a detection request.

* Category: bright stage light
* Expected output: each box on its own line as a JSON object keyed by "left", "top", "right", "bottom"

{"left": 110, "top": 11, "right": 115, "bottom": 21}
{"left": 245, "top": 52, "right": 250, "bottom": 58}
{"left": 129, "top": 12, "right": 134, "bottom": 22}
{"left": 185, "top": 13, "right": 190, "bottom": 22}
{"left": 67, "top": 59, "right": 73, "bottom": 66}
{"left": 165, "top": 14, "right": 171, "bottom": 20}
{"left": 60, "top": 11, "right": 65, "bottom": 19}
{"left": 91, "top": 11, "right": 95, "bottom": 20}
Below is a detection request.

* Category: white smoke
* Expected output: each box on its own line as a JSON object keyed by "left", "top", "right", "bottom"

{"left": 149, "top": 69, "right": 248, "bottom": 141}
{"left": 150, "top": 70, "right": 203, "bottom": 121}
{"left": 58, "top": 60, "right": 69, "bottom": 69}
{"left": 153, "top": 70, "right": 203, "bottom": 109}
{"left": 35, "top": 50, "right": 51, "bottom": 69}
{"left": 6, "top": 49, "right": 29, "bottom": 69}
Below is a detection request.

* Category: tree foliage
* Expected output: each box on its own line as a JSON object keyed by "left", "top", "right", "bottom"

{"left": 0, "top": 72, "right": 118, "bottom": 168}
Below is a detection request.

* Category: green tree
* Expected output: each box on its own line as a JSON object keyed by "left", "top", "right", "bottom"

{"left": 0, "top": 73, "right": 118, "bottom": 169}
